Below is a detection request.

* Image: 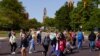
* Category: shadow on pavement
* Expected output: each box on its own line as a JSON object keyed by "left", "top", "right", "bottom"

{"left": 0, "top": 53, "right": 11, "bottom": 55}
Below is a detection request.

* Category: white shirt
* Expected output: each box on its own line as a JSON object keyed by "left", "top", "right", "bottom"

{"left": 9, "top": 35, "right": 16, "bottom": 44}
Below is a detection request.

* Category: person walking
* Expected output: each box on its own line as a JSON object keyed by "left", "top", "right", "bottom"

{"left": 49, "top": 32, "right": 57, "bottom": 56}
{"left": 55, "top": 33, "right": 60, "bottom": 56}
{"left": 58, "top": 33, "right": 66, "bottom": 56}
{"left": 28, "top": 29, "right": 36, "bottom": 54}
{"left": 71, "top": 30, "right": 76, "bottom": 47}
{"left": 88, "top": 31, "right": 96, "bottom": 51}
{"left": 9, "top": 31, "right": 17, "bottom": 54}
{"left": 42, "top": 33, "right": 50, "bottom": 56}
{"left": 20, "top": 31, "right": 28, "bottom": 56}
{"left": 77, "top": 29, "right": 84, "bottom": 50}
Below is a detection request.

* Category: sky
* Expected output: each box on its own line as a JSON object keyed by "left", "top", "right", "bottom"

{"left": 20, "top": 0, "right": 79, "bottom": 22}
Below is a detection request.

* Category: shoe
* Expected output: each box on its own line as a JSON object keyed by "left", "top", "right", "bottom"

{"left": 42, "top": 52, "right": 44, "bottom": 54}
{"left": 29, "top": 51, "right": 32, "bottom": 54}
{"left": 11, "top": 52, "right": 15, "bottom": 54}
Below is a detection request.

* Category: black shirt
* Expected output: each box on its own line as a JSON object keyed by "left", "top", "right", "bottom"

{"left": 21, "top": 37, "right": 28, "bottom": 48}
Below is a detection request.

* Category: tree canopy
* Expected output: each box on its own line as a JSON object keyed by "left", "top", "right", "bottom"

{"left": 0, "top": 0, "right": 41, "bottom": 30}
{"left": 0, "top": 0, "right": 100, "bottom": 31}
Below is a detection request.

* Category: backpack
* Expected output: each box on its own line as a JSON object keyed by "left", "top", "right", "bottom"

{"left": 77, "top": 32, "right": 84, "bottom": 40}
{"left": 58, "top": 39, "right": 66, "bottom": 52}
{"left": 43, "top": 37, "right": 50, "bottom": 45}
{"left": 27, "top": 34, "right": 32, "bottom": 41}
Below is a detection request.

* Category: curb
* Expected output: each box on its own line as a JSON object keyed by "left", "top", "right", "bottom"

{"left": 0, "top": 37, "right": 7, "bottom": 40}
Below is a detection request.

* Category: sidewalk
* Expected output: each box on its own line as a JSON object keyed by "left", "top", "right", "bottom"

{"left": 0, "top": 37, "right": 7, "bottom": 40}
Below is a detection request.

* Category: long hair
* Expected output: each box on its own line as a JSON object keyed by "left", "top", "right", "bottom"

{"left": 60, "top": 32, "right": 65, "bottom": 39}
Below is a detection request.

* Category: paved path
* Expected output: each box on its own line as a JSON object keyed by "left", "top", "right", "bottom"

{"left": 0, "top": 32, "right": 100, "bottom": 56}
{"left": 0, "top": 38, "right": 100, "bottom": 56}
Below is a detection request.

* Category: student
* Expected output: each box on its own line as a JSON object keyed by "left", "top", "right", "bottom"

{"left": 28, "top": 29, "right": 36, "bottom": 54}
{"left": 77, "top": 29, "right": 84, "bottom": 50}
{"left": 49, "top": 32, "right": 57, "bottom": 56}
{"left": 71, "top": 30, "right": 76, "bottom": 46}
{"left": 58, "top": 33, "right": 66, "bottom": 56}
{"left": 42, "top": 33, "right": 50, "bottom": 56}
{"left": 21, "top": 31, "right": 28, "bottom": 56}
{"left": 88, "top": 31, "right": 96, "bottom": 51}
{"left": 55, "top": 33, "right": 60, "bottom": 56}
{"left": 9, "top": 31, "right": 17, "bottom": 54}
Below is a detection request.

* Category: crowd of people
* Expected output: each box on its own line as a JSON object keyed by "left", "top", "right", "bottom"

{"left": 8, "top": 29, "right": 100, "bottom": 56}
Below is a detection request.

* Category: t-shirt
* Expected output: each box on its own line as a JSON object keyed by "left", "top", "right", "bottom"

{"left": 58, "top": 39, "right": 66, "bottom": 52}
{"left": 9, "top": 35, "right": 16, "bottom": 44}
{"left": 21, "top": 38, "right": 28, "bottom": 48}
{"left": 43, "top": 37, "right": 50, "bottom": 45}
{"left": 50, "top": 33, "right": 56, "bottom": 40}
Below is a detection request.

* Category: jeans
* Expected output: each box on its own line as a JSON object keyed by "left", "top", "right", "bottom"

{"left": 72, "top": 38, "right": 76, "bottom": 46}
{"left": 37, "top": 38, "right": 41, "bottom": 44}
{"left": 89, "top": 41, "right": 95, "bottom": 50}
{"left": 29, "top": 39, "right": 35, "bottom": 52}
{"left": 49, "top": 45, "right": 55, "bottom": 56}
{"left": 78, "top": 39, "right": 82, "bottom": 49}
{"left": 43, "top": 45, "right": 49, "bottom": 56}
{"left": 10, "top": 43, "right": 17, "bottom": 52}
{"left": 55, "top": 50, "right": 60, "bottom": 56}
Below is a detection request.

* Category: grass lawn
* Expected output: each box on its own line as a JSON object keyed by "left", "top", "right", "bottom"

{"left": 0, "top": 31, "right": 19, "bottom": 37}
{"left": 84, "top": 31, "right": 90, "bottom": 36}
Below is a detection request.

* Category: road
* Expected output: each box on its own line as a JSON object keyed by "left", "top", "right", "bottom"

{"left": 0, "top": 38, "right": 100, "bottom": 56}
{"left": 0, "top": 32, "right": 100, "bottom": 56}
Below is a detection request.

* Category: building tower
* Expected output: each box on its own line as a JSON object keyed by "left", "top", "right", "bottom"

{"left": 83, "top": 0, "right": 87, "bottom": 8}
{"left": 43, "top": 8, "right": 47, "bottom": 23}
{"left": 68, "top": 0, "right": 74, "bottom": 8}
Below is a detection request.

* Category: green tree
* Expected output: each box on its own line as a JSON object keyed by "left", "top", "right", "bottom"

{"left": 70, "top": 0, "right": 100, "bottom": 30}
{"left": 55, "top": 2, "right": 72, "bottom": 30}
{"left": 43, "top": 17, "right": 55, "bottom": 27}
{"left": 28, "top": 18, "right": 42, "bottom": 29}
{"left": 0, "top": 0, "right": 27, "bottom": 30}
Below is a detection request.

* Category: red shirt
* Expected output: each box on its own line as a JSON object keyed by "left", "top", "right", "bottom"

{"left": 58, "top": 39, "right": 66, "bottom": 52}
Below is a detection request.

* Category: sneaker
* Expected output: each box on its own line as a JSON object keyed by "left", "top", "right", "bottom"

{"left": 29, "top": 51, "right": 32, "bottom": 54}
{"left": 42, "top": 52, "right": 44, "bottom": 54}
{"left": 11, "top": 52, "right": 15, "bottom": 54}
